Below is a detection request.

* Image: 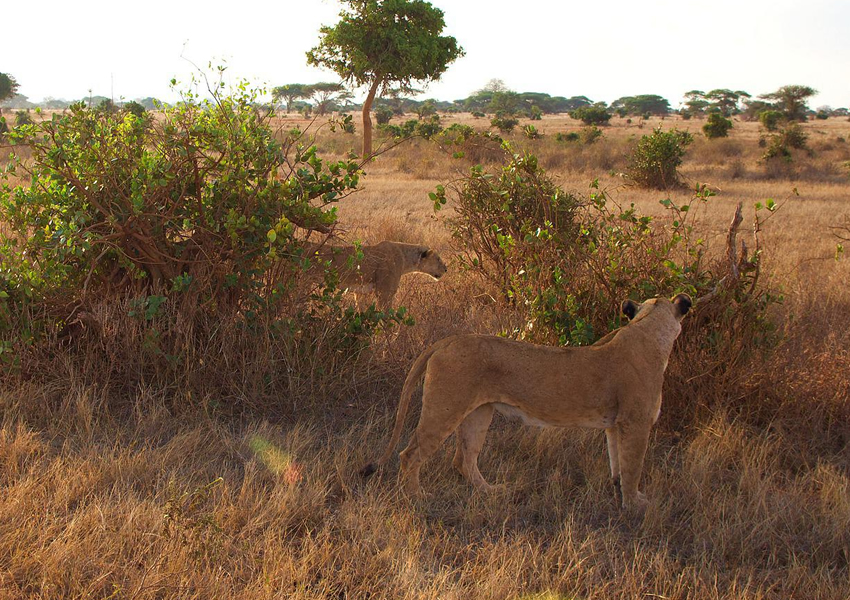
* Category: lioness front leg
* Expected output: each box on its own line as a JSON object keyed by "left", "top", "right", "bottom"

{"left": 617, "top": 420, "right": 652, "bottom": 511}
{"left": 452, "top": 404, "right": 496, "bottom": 491}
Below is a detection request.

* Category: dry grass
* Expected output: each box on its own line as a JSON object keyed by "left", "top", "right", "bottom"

{"left": 2, "top": 111, "right": 850, "bottom": 598}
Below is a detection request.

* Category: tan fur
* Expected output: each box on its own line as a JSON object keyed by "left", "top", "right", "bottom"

{"left": 311, "top": 241, "right": 447, "bottom": 308}
{"left": 363, "top": 294, "right": 692, "bottom": 511}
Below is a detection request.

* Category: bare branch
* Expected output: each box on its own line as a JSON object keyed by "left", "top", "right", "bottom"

{"left": 696, "top": 201, "right": 744, "bottom": 304}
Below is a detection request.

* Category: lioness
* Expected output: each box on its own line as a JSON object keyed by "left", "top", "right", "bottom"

{"left": 361, "top": 294, "right": 692, "bottom": 511}
{"left": 311, "top": 241, "right": 447, "bottom": 308}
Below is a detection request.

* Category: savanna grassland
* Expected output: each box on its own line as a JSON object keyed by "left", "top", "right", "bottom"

{"left": 2, "top": 108, "right": 850, "bottom": 600}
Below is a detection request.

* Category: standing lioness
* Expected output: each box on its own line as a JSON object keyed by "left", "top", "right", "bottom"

{"left": 361, "top": 294, "right": 692, "bottom": 511}
{"left": 312, "top": 241, "right": 447, "bottom": 308}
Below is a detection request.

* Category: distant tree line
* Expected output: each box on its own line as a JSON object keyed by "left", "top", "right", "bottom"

{"left": 3, "top": 67, "right": 846, "bottom": 128}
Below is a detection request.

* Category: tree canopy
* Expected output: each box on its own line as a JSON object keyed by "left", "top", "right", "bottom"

{"left": 760, "top": 85, "right": 818, "bottom": 121}
{"left": 307, "top": 0, "right": 463, "bottom": 156}
{"left": 610, "top": 94, "right": 671, "bottom": 116}
{"left": 272, "top": 84, "right": 310, "bottom": 113}
{"left": 0, "top": 73, "right": 20, "bottom": 103}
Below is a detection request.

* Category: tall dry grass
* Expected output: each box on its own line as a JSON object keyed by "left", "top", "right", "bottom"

{"left": 2, "top": 112, "right": 850, "bottom": 598}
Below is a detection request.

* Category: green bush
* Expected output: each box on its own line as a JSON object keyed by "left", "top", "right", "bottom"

{"left": 579, "top": 125, "right": 603, "bottom": 144}
{"left": 415, "top": 100, "right": 437, "bottom": 120}
{"left": 759, "top": 110, "right": 783, "bottom": 132}
{"left": 416, "top": 114, "right": 442, "bottom": 139}
{"left": 569, "top": 105, "right": 611, "bottom": 126}
{"left": 374, "top": 105, "right": 394, "bottom": 125}
{"left": 14, "top": 110, "right": 32, "bottom": 127}
{"left": 556, "top": 131, "right": 580, "bottom": 143}
{"left": 491, "top": 113, "right": 519, "bottom": 133}
{"left": 0, "top": 84, "right": 408, "bottom": 386}
{"left": 439, "top": 143, "right": 740, "bottom": 345}
{"left": 702, "top": 112, "right": 733, "bottom": 139}
{"left": 529, "top": 105, "right": 543, "bottom": 121}
{"left": 523, "top": 124, "right": 542, "bottom": 139}
{"left": 627, "top": 127, "right": 694, "bottom": 189}
{"left": 762, "top": 123, "right": 808, "bottom": 160}
{"left": 122, "top": 100, "right": 147, "bottom": 118}
{"left": 378, "top": 115, "right": 442, "bottom": 140}
{"left": 439, "top": 145, "right": 781, "bottom": 423}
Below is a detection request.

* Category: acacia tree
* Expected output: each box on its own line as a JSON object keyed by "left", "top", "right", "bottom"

{"left": 610, "top": 94, "right": 671, "bottom": 116}
{"left": 272, "top": 83, "right": 309, "bottom": 113}
{"left": 760, "top": 85, "right": 817, "bottom": 121}
{"left": 705, "top": 89, "right": 750, "bottom": 116}
{"left": 307, "top": 0, "right": 463, "bottom": 157}
{"left": 305, "top": 82, "right": 351, "bottom": 115}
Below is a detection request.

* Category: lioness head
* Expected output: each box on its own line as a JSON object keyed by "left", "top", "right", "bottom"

{"left": 621, "top": 293, "right": 692, "bottom": 322}
{"left": 418, "top": 248, "right": 448, "bottom": 280}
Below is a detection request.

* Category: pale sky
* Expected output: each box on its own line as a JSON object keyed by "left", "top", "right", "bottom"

{"left": 4, "top": 0, "right": 849, "bottom": 109}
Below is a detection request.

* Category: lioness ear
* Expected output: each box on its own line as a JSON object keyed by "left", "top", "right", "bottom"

{"left": 672, "top": 293, "right": 692, "bottom": 317}
{"left": 621, "top": 299, "right": 638, "bottom": 320}
{"left": 420, "top": 249, "right": 431, "bottom": 260}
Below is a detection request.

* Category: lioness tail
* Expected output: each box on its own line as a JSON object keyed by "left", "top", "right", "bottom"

{"left": 360, "top": 336, "right": 457, "bottom": 478}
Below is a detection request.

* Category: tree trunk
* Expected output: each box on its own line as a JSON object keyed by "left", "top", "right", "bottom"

{"left": 362, "top": 78, "right": 381, "bottom": 158}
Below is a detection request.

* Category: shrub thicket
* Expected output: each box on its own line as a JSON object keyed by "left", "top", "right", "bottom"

{"left": 0, "top": 84, "right": 408, "bottom": 400}
{"left": 762, "top": 123, "right": 809, "bottom": 160}
{"left": 759, "top": 110, "right": 784, "bottom": 132}
{"left": 627, "top": 127, "right": 693, "bottom": 189}
{"left": 374, "top": 105, "right": 394, "bottom": 125}
{"left": 569, "top": 105, "right": 611, "bottom": 126}
{"left": 439, "top": 142, "right": 781, "bottom": 422}
{"left": 490, "top": 113, "right": 519, "bottom": 133}
{"left": 522, "top": 124, "right": 542, "bottom": 139}
{"left": 703, "top": 112, "right": 733, "bottom": 139}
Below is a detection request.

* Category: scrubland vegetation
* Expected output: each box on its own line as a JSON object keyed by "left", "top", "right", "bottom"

{"left": 1, "top": 88, "right": 850, "bottom": 600}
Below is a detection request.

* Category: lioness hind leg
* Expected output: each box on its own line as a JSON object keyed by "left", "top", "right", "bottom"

{"left": 617, "top": 420, "right": 652, "bottom": 511}
{"left": 605, "top": 427, "right": 622, "bottom": 504}
{"left": 399, "top": 401, "right": 468, "bottom": 495}
{"left": 452, "top": 404, "right": 495, "bottom": 491}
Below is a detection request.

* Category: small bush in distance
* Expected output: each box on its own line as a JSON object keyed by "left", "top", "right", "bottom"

{"left": 374, "top": 105, "right": 393, "bottom": 125}
{"left": 579, "top": 126, "right": 603, "bottom": 144}
{"left": 762, "top": 122, "right": 808, "bottom": 160}
{"left": 703, "top": 112, "right": 733, "bottom": 139}
{"left": 416, "top": 115, "right": 442, "bottom": 139}
{"left": 569, "top": 105, "right": 611, "bottom": 126}
{"left": 759, "top": 110, "right": 783, "bottom": 132}
{"left": 491, "top": 113, "right": 519, "bottom": 133}
{"left": 556, "top": 131, "right": 580, "bottom": 143}
{"left": 14, "top": 110, "right": 33, "bottom": 126}
{"left": 627, "top": 127, "right": 694, "bottom": 189}
{"left": 523, "top": 124, "right": 542, "bottom": 139}
{"left": 122, "top": 100, "right": 147, "bottom": 118}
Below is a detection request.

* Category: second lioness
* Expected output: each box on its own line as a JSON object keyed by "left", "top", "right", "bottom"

{"left": 362, "top": 294, "right": 692, "bottom": 511}
{"left": 312, "top": 241, "right": 447, "bottom": 308}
